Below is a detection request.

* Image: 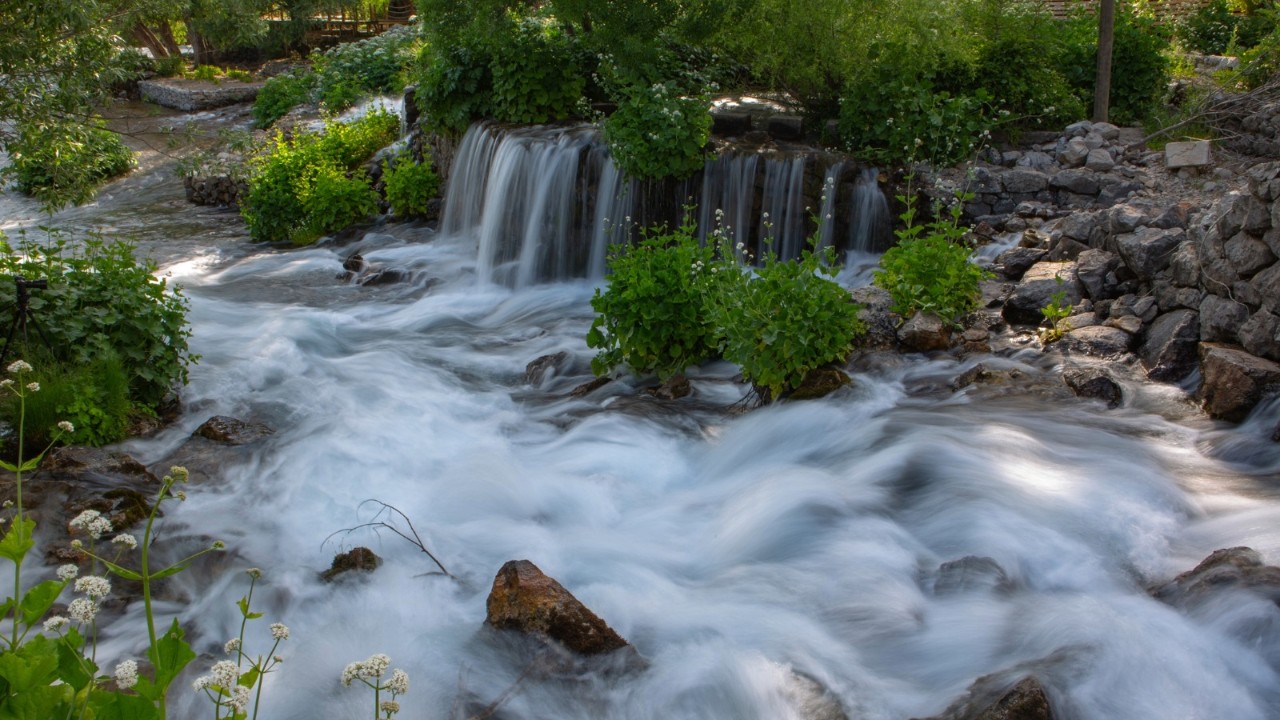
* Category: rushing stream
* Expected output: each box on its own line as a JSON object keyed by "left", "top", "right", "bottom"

{"left": 4, "top": 109, "right": 1280, "bottom": 720}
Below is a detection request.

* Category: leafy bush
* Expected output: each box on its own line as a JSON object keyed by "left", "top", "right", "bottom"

{"left": 6, "top": 356, "right": 131, "bottom": 452}
{"left": 382, "top": 152, "right": 440, "bottom": 217}
{"left": 1060, "top": 7, "right": 1170, "bottom": 126}
{"left": 603, "top": 82, "right": 712, "bottom": 180}
{"left": 313, "top": 24, "right": 420, "bottom": 99}
{"left": 710, "top": 244, "right": 864, "bottom": 400}
{"left": 839, "top": 79, "right": 992, "bottom": 167}
{"left": 874, "top": 190, "right": 990, "bottom": 326}
{"left": 1232, "top": 12, "right": 1280, "bottom": 88}
{"left": 242, "top": 109, "right": 399, "bottom": 245}
{"left": 252, "top": 72, "right": 314, "bottom": 128}
{"left": 970, "top": 34, "right": 1083, "bottom": 130}
{"left": 587, "top": 222, "right": 720, "bottom": 381}
{"left": 0, "top": 233, "right": 193, "bottom": 410}
{"left": 191, "top": 64, "right": 221, "bottom": 82}
{"left": 413, "top": 42, "right": 494, "bottom": 135}
{"left": 5, "top": 121, "right": 135, "bottom": 209}
{"left": 487, "top": 20, "right": 586, "bottom": 124}
{"left": 1176, "top": 0, "right": 1239, "bottom": 54}
{"left": 319, "top": 77, "right": 363, "bottom": 113}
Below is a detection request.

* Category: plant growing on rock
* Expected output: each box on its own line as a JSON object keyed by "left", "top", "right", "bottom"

{"left": 874, "top": 183, "right": 990, "bottom": 327}
{"left": 381, "top": 151, "right": 440, "bottom": 218}
{"left": 1038, "top": 287, "right": 1073, "bottom": 344}
{"left": 603, "top": 82, "right": 712, "bottom": 180}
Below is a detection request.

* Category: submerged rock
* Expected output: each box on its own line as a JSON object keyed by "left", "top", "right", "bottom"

{"left": 194, "top": 416, "right": 274, "bottom": 446}
{"left": 934, "top": 556, "right": 1013, "bottom": 595}
{"left": 524, "top": 352, "right": 570, "bottom": 386}
{"left": 485, "top": 559, "right": 630, "bottom": 656}
{"left": 1197, "top": 342, "right": 1280, "bottom": 421}
{"left": 916, "top": 675, "right": 1053, "bottom": 720}
{"left": 1062, "top": 366, "right": 1123, "bottom": 408}
{"left": 322, "top": 547, "right": 382, "bottom": 582}
{"left": 789, "top": 367, "right": 852, "bottom": 400}
{"left": 784, "top": 672, "right": 850, "bottom": 720}
{"left": 1151, "top": 546, "right": 1280, "bottom": 607}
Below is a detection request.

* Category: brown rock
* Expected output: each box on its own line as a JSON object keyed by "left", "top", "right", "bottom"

{"left": 789, "top": 367, "right": 851, "bottom": 400}
{"left": 322, "top": 547, "right": 382, "bottom": 582}
{"left": 1151, "top": 547, "right": 1280, "bottom": 607}
{"left": 485, "top": 560, "right": 629, "bottom": 656}
{"left": 899, "top": 312, "right": 952, "bottom": 352}
{"left": 1197, "top": 343, "right": 1280, "bottom": 421}
{"left": 647, "top": 374, "right": 692, "bottom": 400}
{"left": 193, "top": 416, "right": 274, "bottom": 445}
{"left": 915, "top": 675, "right": 1053, "bottom": 720}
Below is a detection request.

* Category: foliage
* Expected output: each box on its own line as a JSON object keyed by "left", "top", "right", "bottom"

{"left": 968, "top": 34, "right": 1084, "bottom": 130}
{"left": 252, "top": 72, "right": 314, "bottom": 128}
{"left": 710, "top": 243, "right": 864, "bottom": 400}
{"left": 604, "top": 83, "right": 712, "bottom": 180}
{"left": 0, "top": 232, "right": 194, "bottom": 410}
{"left": 1039, "top": 288, "right": 1073, "bottom": 344}
{"left": 313, "top": 24, "right": 421, "bottom": 100}
{"left": 1060, "top": 6, "right": 1170, "bottom": 126}
{"left": 413, "top": 42, "right": 495, "bottom": 135}
{"left": 588, "top": 221, "right": 721, "bottom": 381}
{"left": 192, "top": 64, "right": 222, "bottom": 82}
{"left": 192, "top": 570, "right": 289, "bottom": 720}
{"left": 840, "top": 79, "right": 992, "bottom": 167}
{"left": 1232, "top": 12, "right": 1280, "bottom": 89}
{"left": 381, "top": 152, "right": 440, "bottom": 218}
{"left": 242, "top": 109, "right": 399, "bottom": 245}
{"left": 4, "top": 357, "right": 132, "bottom": 452}
{"left": 5, "top": 122, "right": 135, "bottom": 209}
{"left": 487, "top": 19, "right": 586, "bottom": 125}
{"left": 874, "top": 188, "right": 990, "bottom": 327}
{"left": 1177, "top": 0, "right": 1241, "bottom": 54}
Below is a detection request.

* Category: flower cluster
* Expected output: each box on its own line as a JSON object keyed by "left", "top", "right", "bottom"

{"left": 69, "top": 509, "right": 113, "bottom": 540}
{"left": 342, "top": 653, "right": 391, "bottom": 686}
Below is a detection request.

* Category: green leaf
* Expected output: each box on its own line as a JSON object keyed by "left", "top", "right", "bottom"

{"left": 54, "top": 634, "right": 95, "bottom": 690}
{"left": 146, "top": 619, "right": 195, "bottom": 691}
{"left": 0, "top": 518, "right": 35, "bottom": 563}
{"left": 88, "top": 689, "right": 160, "bottom": 720}
{"left": 19, "top": 580, "right": 65, "bottom": 627}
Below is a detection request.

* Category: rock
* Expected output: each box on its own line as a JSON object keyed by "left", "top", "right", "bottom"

{"left": 915, "top": 675, "right": 1053, "bottom": 720}
{"left": 1199, "top": 295, "right": 1250, "bottom": 343}
{"left": 1046, "top": 237, "right": 1088, "bottom": 262}
{"left": 1110, "top": 294, "right": 1158, "bottom": 323}
{"left": 1197, "top": 343, "right": 1280, "bottom": 421}
{"left": 1244, "top": 197, "right": 1272, "bottom": 235}
{"left": 1063, "top": 366, "right": 1123, "bottom": 408}
{"left": 193, "top": 416, "right": 274, "bottom": 446}
{"left": 934, "top": 556, "right": 1012, "bottom": 595}
{"left": 1115, "top": 227, "right": 1184, "bottom": 278}
{"left": 1050, "top": 169, "right": 1100, "bottom": 196}
{"left": 1061, "top": 326, "right": 1134, "bottom": 358}
{"left": 1225, "top": 233, "right": 1276, "bottom": 278}
{"left": 1105, "top": 314, "right": 1143, "bottom": 334}
{"left": 1240, "top": 310, "right": 1280, "bottom": 362}
{"left": 1002, "top": 169, "right": 1050, "bottom": 193}
{"left": 322, "top": 547, "right": 382, "bottom": 582}
{"left": 995, "top": 247, "right": 1048, "bottom": 280}
{"left": 1165, "top": 140, "right": 1212, "bottom": 169}
{"left": 1075, "top": 249, "right": 1119, "bottom": 300}
{"left": 524, "top": 352, "right": 570, "bottom": 386}
{"left": 1215, "top": 192, "right": 1251, "bottom": 240}
{"left": 1016, "top": 152, "right": 1055, "bottom": 172}
{"left": 1151, "top": 547, "right": 1280, "bottom": 607}
{"left": 1085, "top": 148, "right": 1115, "bottom": 172}
{"left": 359, "top": 268, "right": 410, "bottom": 287}
{"left": 899, "top": 313, "right": 952, "bottom": 352}
{"left": 647, "top": 374, "right": 693, "bottom": 400}
{"left": 1251, "top": 263, "right": 1280, "bottom": 315}
{"left": 485, "top": 559, "right": 630, "bottom": 655}
{"left": 340, "top": 253, "right": 366, "bottom": 281}
{"left": 789, "top": 367, "right": 852, "bottom": 400}
{"left": 1093, "top": 122, "right": 1121, "bottom": 141}
{"left": 1247, "top": 162, "right": 1280, "bottom": 201}
{"left": 1168, "top": 243, "right": 1201, "bottom": 287}
{"left": 1003, "top": 261, "right": 1081, "bottom": 326}
{"left": 1141, "top": 310, "right": 1200, "bottom": 382}
{"left": 1057, "top": 137, "right": 1090, "bottom": 168}
{"left": 569, "top": 377, "right": 611, "bottom": 397}
{"left": 1108, "top": 203, "right": 1149, "bottom": 234}
{"left": 1151, "top": 202, "right": 1193, "bottom": 230}
{"left": 711, "top": 111, "right": 751, "bottom": 136}
{"left": 1063, "top": 312, "right": 1098, "bottom": 330}
{"left": 784, "top": 672, "right": 850, "bottom": 720}
{"left": 766, "top": 115, "right": 804, "bottom": 141}
{"left": 851, "top": 286, "right": 900, "bottom": 351}
{"left": 1056, "top": 211, "right": 1103, "bottom": 243}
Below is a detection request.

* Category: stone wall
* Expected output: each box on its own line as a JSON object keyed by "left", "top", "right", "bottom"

{"left": 183, "top": 174, "right": 248, "bottom": 208}
{"left": 139, "top": 80, "right": 263, "bottom": 112}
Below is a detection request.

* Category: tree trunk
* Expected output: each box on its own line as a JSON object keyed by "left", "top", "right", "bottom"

{"left": 129, "top": 21, "right": 169, "bottom": 59}
{"left": 185, "top": 17, "right": 215, "bottom": 66}
{"left": 1094, "top": 0, "right": 1115, "bottom": 122}
{"left": 156, "top": 21, "right": 182, "bottom": 58}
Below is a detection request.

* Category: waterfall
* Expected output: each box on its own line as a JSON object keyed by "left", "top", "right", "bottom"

{"left": 439, "top": 123, "right": 891, "bottom": 286}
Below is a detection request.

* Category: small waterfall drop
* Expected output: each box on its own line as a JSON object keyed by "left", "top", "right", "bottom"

{"left": 850, "top": 168, "right": 892, "bottom": 253}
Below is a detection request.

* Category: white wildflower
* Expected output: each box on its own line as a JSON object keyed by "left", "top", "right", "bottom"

{"left": 114, "top": 659, "right": 139, "bottom": 689}
{"left": 210, "top": 659, "right": 239, "bottom": 689}
{"left": 364, "top": 654, "right": 390, "bottom": 678}
{"left": 229, "top": 685, "right": 251, "bottom": 713}
{"left": 43, "top": 616, "right": 69, "bottom": 632}
{"left": 57, "top": 421, "right": 74, "bottom": 433}
{"left": 56, "top": 564, "right": 79, "bottom": 581}
{"left": 112, "top": 533, "right": 137, "bottom": 550}
{"left": 75, "top": 575, "right": 111, "bottom": 600}
{"left": 245, "top": 567, "right": 262, "bottom": 579}
{"left": 69, "top": 509, "right": 112, "bottom": 539}
{"left": 225, "top": 638, "right": 241, "bottom": 654}
{"left": 25, "top": 382, "right": 38, "bottom": 392}
{"left": 270, "top": 622, "right": 289, "bottom": 641}
{"left": 68, "top": 598, "right": 97, "bottom": 624}
{"left": 341, "top": 662, "right": 361, "bottom": 686}
{"left": 0, "top": 379, "right": 12, "bottom": 389}
{"left": 7, "top": 360, "right": 31, "bottom": 373}
{"left": 192, "top": 675, "right": 211, "bottom": 692}
{"left": 380, "top": 700, "right": 401, "bottom": 715}
{"left": 386, "top": 668, "right": 409, "bottom": 695}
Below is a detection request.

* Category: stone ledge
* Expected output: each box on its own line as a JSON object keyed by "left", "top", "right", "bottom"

{"left": 139, "top": 79, "right": 263, "bottom": 112}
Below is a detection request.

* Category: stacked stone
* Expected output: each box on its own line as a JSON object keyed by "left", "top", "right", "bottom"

{"left": 138, "top": 80, "right": 262, "bottom": 112}
{"left": 183, "top": 174, "right": 248, "bottom": 208}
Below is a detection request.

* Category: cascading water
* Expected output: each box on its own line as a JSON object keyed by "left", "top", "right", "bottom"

{"left": 6, "top": 110, "right": 1280, "bottom": 720}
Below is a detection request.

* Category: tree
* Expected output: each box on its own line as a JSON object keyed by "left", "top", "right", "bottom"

{"left": 1094, "top": 0, "right": 1115, "bottom": 122}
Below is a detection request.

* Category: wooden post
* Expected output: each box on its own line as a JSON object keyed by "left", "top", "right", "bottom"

{"left": 1094, "top": 0, "right": 1116, "bottom": 122}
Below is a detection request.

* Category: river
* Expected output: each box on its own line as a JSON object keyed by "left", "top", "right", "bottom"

{"left": 3, "top": 105, "right": 1280, "bottom": 720}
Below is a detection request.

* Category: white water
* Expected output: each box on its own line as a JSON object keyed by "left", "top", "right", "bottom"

{"left": 7, "top": 116, "right": 1280, "bottom": 720}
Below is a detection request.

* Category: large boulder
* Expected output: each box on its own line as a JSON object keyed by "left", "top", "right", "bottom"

{"left": 1240, "top": 310, "right": 1280, "bottom": 362}
{"left": 485, "top": 560, "right": 630, "bottom": 656}
{"left": 1003, "top": 262, "right": 1081, "bottom": 326}
{"left": 1140, "top": 310, "right": 1200, "bottom": 382}
{"left": 1197, "top": 343, "right": 1280, "bottom": 421}
{"left": 1224, "top": 232, "right": 1275, "bottom": 278}
{"left": 1251, "top": 263, "right": 1280, "bottom": 316}
{"left": 1114, "top": 227, "right": 1184, "bottom": 279}
{"left": 1074, "top": 249, "right": 1120, "bottom": 300}
{"left": 899, "top": 313, "right": 952, "bottom": 352}
{"left": 1199, "top": 295, "right": 1250, "bottom": 343}
{"left": 1061, "top": 326, "right": 1134, "bottom": 358}
{"left": 1151, "top": 547, "right": 1280, "bottom": 608}
{"left": 915, "top": 675, "right": 1053, "bottom": 720}
{"left": 1063, "top": 366, "right": 1123, "bottom": 408}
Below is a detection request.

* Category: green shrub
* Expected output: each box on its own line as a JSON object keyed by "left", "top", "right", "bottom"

{"left": 319, "top": 77, "right": 363, "bottom": 113}
{"left": 191, "top": 64, "right": 221, "bottom": 82}
{"left": 971, "top": 34, "right": 1084, "bottom": 130}
{"left": 0, "top": 233, "right": 193, "bottom": 410}
{"left": 839, "top": 78, "right": 992, "bottom": 167}
{"left": 153, "top": 55, "right": 186, "bottom": 77}
{"left": 587, "top": 222, "right": 721, "bottom": 381}
{"left": 710, "top": 244, "right": 864, "bottom": 400}
{"left": 1060, "top": 7, "right": 1170, "bottom": 126}
{"left": 1177, "top": 0, "right": 1239, "bottom": 54}
{"left": 487, "top": 19, "right": 586, "bottom": 124}
{"left": 874, "top": 190, "right": 990, "bottom": 326}
{"left": 313, "top": 24, "right": 421, "bottom": 99}
{"left": 1231, "top": 11, "right": 1280, "bottom": 88}
{"left": 5, "top": 121, "right": 135, "bottom": 209}
{"left": 6, "top": 356, "right": 132, "bottom": 452}
{"left": 252, "top": 72, "right": 314, "bottom": 128}
{"left": 382, "top": 152, "right": 440, "bottom": 217}
{"left": 603, "top": 82, "right": 712, "bottom": 180}
{"left": 413, "top": 42, "right": 494, "bottom": 135}
{"left": 242, "top": 109, "right": 399, "bottom": 244}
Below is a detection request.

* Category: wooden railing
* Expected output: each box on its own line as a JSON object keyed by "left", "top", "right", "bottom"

{"left": 1041, "top": 0, "right": 1213, "bottom": 19}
